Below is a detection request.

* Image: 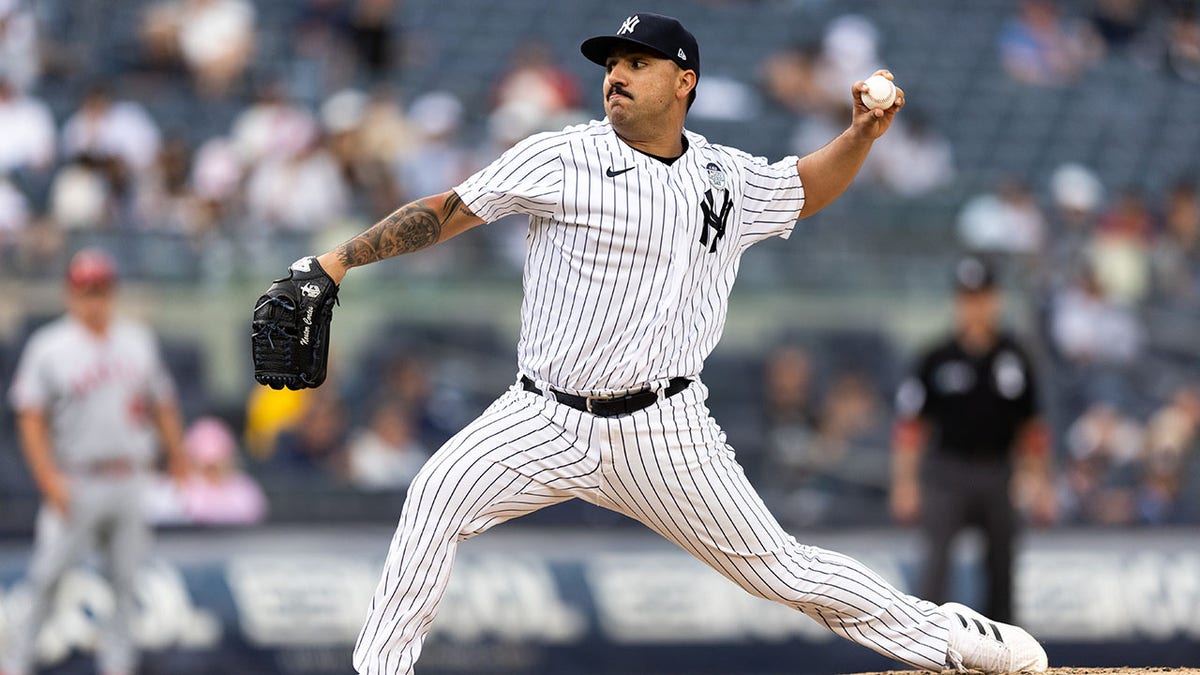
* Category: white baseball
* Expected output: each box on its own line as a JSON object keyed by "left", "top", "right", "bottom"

{"left": 861, "top": 74, "right": 897, "bottom": 111}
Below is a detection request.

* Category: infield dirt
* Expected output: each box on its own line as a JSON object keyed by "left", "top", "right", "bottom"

{"left": 849, "top": 662, "right": 1195, "bottom": 667}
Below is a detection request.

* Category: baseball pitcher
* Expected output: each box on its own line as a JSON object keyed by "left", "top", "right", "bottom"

{"left": 252, "top": 13, "right": 1048, "bottom": 675}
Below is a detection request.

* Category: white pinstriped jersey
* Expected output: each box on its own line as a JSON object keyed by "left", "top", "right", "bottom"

{"left": 454, "top": 119, "right": 805, "bottom": 396}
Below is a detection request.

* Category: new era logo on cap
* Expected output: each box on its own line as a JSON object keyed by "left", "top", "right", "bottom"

{"left": 581, "top": 12, "right": 700, "bottom": 76}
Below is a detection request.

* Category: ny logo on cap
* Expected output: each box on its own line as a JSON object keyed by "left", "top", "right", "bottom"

{"left": 618, "top": 15, "right": 640, "bottom": 35}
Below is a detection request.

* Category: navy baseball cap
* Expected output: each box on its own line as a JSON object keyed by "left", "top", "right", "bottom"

{"left": 581, "top": 13, "right": 700, "bottom": 76}
{"left": 953, "top": 255, "right": 997, "bottom": 293}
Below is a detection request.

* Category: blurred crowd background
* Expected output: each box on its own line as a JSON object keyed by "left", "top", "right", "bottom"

{"left": 2, "top": 0, "right": 1200, "bottom": 535}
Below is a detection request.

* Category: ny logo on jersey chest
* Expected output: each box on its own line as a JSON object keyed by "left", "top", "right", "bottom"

{"left": 699, "top": 189, "right": 732, "bottom": 253}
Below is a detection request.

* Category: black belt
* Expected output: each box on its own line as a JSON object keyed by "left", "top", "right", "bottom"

{"left": 521, "top": 375, "right": 691, "bottom": 417}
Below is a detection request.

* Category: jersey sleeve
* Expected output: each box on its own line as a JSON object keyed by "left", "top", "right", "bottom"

{"left": 141, "top": 329, "right": 178, "bottom": 404}
{"left": 895, "top": 352, "right": 934, "bottom": 420}
{"left": 8, "top": 336, "right": 52, "bottom": 411}
{"left": 1011, "top": 344, "right": 1039, "bottom": 422}
{"left": 453, "top": 131, "right": 565, "bottom": 223}
{"left": 736, "top": 152, "right": 805, "bottom": 245}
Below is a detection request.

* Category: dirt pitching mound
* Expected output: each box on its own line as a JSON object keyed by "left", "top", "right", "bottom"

{"left": 848, "top": 669, "right": 1199, "bottom": 675}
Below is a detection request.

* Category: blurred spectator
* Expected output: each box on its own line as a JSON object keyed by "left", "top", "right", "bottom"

{"left": 763, "top": 344, "right": 817, "bottom": 433}
{"left": 1088, "top": 0, "right": 1150, "bottom": 54}
{"left": 244, "top": 386, "right": 313, "bottom": 459}
{"left": 866, "top": 109, "right": 954, "bottom": 197}
{"left": 784, "top": 16, "right": 880, "bottom": 157}
{"left": 1137, "top": 385, "right": 1200, "bottom": 524}
{"left": 372, "top": 355, "right": 453, "bottom": 449}
{"left": 348, "top": 0, "right": 399, "bottom": 82}
{"left": 760, "top": 42, "right": 839, "bottom": 116}
{"left": 291, "top": 0, "right": 358, "bottom": 103}
{"left": 234, "top": 86, "right": 351, "bottom": 230}
{"left": 0, "top": 76, "right": 54, "bottom": 175}
{"left": 1049, "top": 264, "right": 1142, "bottom": 413}
{"left": 808, "top": 371, "right": 889, "bottom": 483}
{"left": 1091, "top": 186, "right": 1155, "bottom": 304}
{"left": 689, "top": 74, "right": 762, "bottom": 123}
{"left": 1061, "top": 402, "right": 1143, "bottom": 524}
{"left": 192, "top": 135, "right": 245, "bottom": 204}
{"left": 358, "top": 84, "right": 416, "bottom": 163}
{"left": 957, "top": 179, "right": 1046, "bottom": 254}
{"left": 47, "top": 154, "right": 117, "bottom": 230}
{"left": 1150, "top": 180, "right": 1200, "bottom": 305}
{"left": 188, "top": 135, "right": 244, "bottom": 247}
{"left": 321, "top": 88, "right": 402, "bottom": 216}
{"left": 133, "top": 137, "right": 200, "bottom": 233}
{"left": 815, "top": 15, "right": 882, "bottom": 104}
{"left": 0, "top": 175, "right": 30, "bottom": 255}
{"left": 61, "top": 85, "right": 162, "bottom": 176}
{"left": 143, "top": 0, "right": 257, "bottom": 97}
{"left": 347, "top": 399, "right": 429, "bottom": 491}
{"left": 1050, "top": 264, "right": 1142, "bottom": 367}
{"left": 177, "top": 416, "right": 268, "bottom": 524}
{"left": 999, "top": 0, "right": 1099, "bottom": 86}
{"left": 395, "top": 91, "right": 474, "bottom": 201}
{"left": 789, "top": 100, "right": 853, "bottom": 158}
{"left": 0, "top": 0, "right": 40, "bottom": 91}
{"left": 767, "top": 369, "right": 890, "bottom": 528}
{"left": 759, "top": 344, "right": 817, "bottom": 497}
{"left": 10, "top": 215, "right": 64, "bottom": 277}
{"left": 246, "top": 129, "right": 348, "bottom": 232}
{"left": 232, "top": 81, "right": 319, "bottom": 165}
{"left": 55, "top": 83, "right": 163, "bottom": 232}
{"left": 267, "top": 390, "right": 349, "bottom": 482}
{"left": 493, "top": 42, "right": 582, "bottom": 120}
{"left": 1044, "top": 162, "right": 1104, "bottom": 291}
{"left": 1164, "top": 6, "right": 1200, "bottom": 83}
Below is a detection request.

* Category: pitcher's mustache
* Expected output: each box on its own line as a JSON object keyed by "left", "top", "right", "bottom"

{"left": 607, "top": 86, "right": 633, "bottom": 100}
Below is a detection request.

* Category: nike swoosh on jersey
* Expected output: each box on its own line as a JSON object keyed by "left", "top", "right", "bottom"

{"left": 606, "top": 166, "right": 635, "bottom": 177}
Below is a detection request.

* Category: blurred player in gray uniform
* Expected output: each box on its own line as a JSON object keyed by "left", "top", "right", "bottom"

{"left": 3, "top": 248, "right": 189, "bottom": 675}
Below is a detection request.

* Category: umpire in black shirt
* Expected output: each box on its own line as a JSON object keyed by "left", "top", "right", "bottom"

{"left": 890, "top": 255, "right": 1055, "bottom": 624}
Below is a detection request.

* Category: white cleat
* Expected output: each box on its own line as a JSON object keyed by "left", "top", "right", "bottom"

{"left": 942, "top": 602, "right": 1048, "bottom": 673}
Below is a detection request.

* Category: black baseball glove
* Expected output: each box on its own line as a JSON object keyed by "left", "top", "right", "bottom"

{"left": 251, "top": 256, "right": 339, "bottom": 390}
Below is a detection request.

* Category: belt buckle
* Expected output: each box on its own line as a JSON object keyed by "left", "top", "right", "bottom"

{"left": 585, "top": 396, "right": 597, "bottom": 414}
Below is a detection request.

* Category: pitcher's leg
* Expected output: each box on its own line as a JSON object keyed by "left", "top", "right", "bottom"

{"left": 352, "top": 389, "right": 584, "bottom": 675}
{"left": 601, "top": 394, "right": 951, "bottom": 670}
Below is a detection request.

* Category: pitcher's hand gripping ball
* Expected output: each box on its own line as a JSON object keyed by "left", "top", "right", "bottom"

{"left": 861, "top": 74, "right": 898, "bottom": 110}
{"left": 251, "top": 256, "right": 339, "bottom": 390}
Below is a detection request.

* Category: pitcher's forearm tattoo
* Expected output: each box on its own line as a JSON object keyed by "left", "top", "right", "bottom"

{"left": 336, "top": 193, "right": 472, "bottom": 268}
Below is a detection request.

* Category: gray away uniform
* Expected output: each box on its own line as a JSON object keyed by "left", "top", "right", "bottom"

{"left": 4, "top": 316, "right": 175, "bottom": 675}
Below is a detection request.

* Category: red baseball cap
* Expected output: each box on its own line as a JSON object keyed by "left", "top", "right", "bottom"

{"left": 66, "top": 247, "right": 118, "bottom": 290}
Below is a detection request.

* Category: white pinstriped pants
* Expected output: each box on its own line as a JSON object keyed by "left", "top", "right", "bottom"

{"left": 353, "top": 380, "right": 951, "bottom": 674}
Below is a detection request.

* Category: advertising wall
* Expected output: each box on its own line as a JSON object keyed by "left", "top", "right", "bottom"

{"left": 0, "top": 527, "right": 1196, "bottom": 674}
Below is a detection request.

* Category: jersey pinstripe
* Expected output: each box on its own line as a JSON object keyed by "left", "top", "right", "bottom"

{"left": 454, "top": 119, "right": 804, "bottom": 395}
{"left": 353, "top": 118, "right": 955, "bottom": 674}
